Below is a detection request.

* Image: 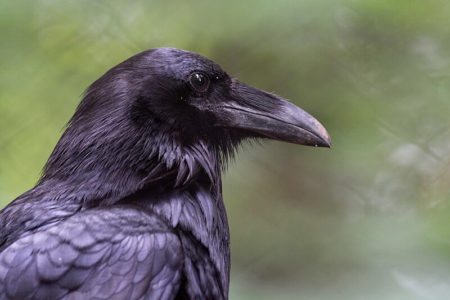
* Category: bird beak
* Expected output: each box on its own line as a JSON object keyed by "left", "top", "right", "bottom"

{"left": 214, "top": 79, "right": 331, "bottom": 147}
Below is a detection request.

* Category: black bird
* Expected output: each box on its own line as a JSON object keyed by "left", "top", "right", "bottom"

{"left": 0, "top": 48, "right": 330, "bottom": 299}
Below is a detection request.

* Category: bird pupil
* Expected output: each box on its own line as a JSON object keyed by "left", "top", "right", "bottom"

{"left": 189, "top": 72, "right": 209, "bottom": 92}
{"left": 195, "top": 74, "right": 204, "bottom": 85}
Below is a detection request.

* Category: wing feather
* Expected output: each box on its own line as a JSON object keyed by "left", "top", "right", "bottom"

{"left": 0, "top": 207, "right": 183, "bottom": 300}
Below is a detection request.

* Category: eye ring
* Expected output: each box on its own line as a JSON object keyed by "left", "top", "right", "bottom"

{"left": 189, "top": 72, "right": 210, "bottom": 93}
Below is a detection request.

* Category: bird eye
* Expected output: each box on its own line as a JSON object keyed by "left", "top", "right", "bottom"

{"left": 189, "top": 72, "right": 210, "bottom": 93}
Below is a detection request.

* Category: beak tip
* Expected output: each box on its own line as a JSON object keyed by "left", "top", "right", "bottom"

{"left": 310, "top": 119, "right": 331, "bottom": 148}
{"left": 314, "top": 136, "right": 332, "bottom": 148}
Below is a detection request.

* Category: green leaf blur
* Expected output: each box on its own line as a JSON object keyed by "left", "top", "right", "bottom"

{"left": 1, "top": 0, "right": 450, "bottom": 299}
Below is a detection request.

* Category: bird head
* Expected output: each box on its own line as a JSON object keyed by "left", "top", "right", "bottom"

{"left": 90, "top": 48, "right": 331, "bottom": 147}
{"left": 43, "top": 48, "right": 330, "bottom": 199}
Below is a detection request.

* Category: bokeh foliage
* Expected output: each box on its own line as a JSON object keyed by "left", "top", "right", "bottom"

{"left": 1, "top": 0, "right": 450, "bottom": 298}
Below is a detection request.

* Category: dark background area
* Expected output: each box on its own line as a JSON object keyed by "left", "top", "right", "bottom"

{"left": 1, "top": 0, "right": 450, "bottom": 298}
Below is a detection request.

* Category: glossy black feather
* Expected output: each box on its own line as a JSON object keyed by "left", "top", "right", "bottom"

{"left": 0, "top": 207, "right": 184, "bottom": 300}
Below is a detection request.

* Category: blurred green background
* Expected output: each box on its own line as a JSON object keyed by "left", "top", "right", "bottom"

{"left": 1, "top": 0, "right": 450, "bottom": 299}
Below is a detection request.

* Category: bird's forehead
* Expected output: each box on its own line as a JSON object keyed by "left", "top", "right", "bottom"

{"left": 149, "top": 48, "right": 224, "bottom": 79}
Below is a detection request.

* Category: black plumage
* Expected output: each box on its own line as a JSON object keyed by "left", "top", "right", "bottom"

{"left": 0, "top": 48, "right": 330, "bottom": 299}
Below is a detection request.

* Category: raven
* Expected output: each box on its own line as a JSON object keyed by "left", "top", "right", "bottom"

{"left": 0, "top": 48, "right": 330, "bottom": 299}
